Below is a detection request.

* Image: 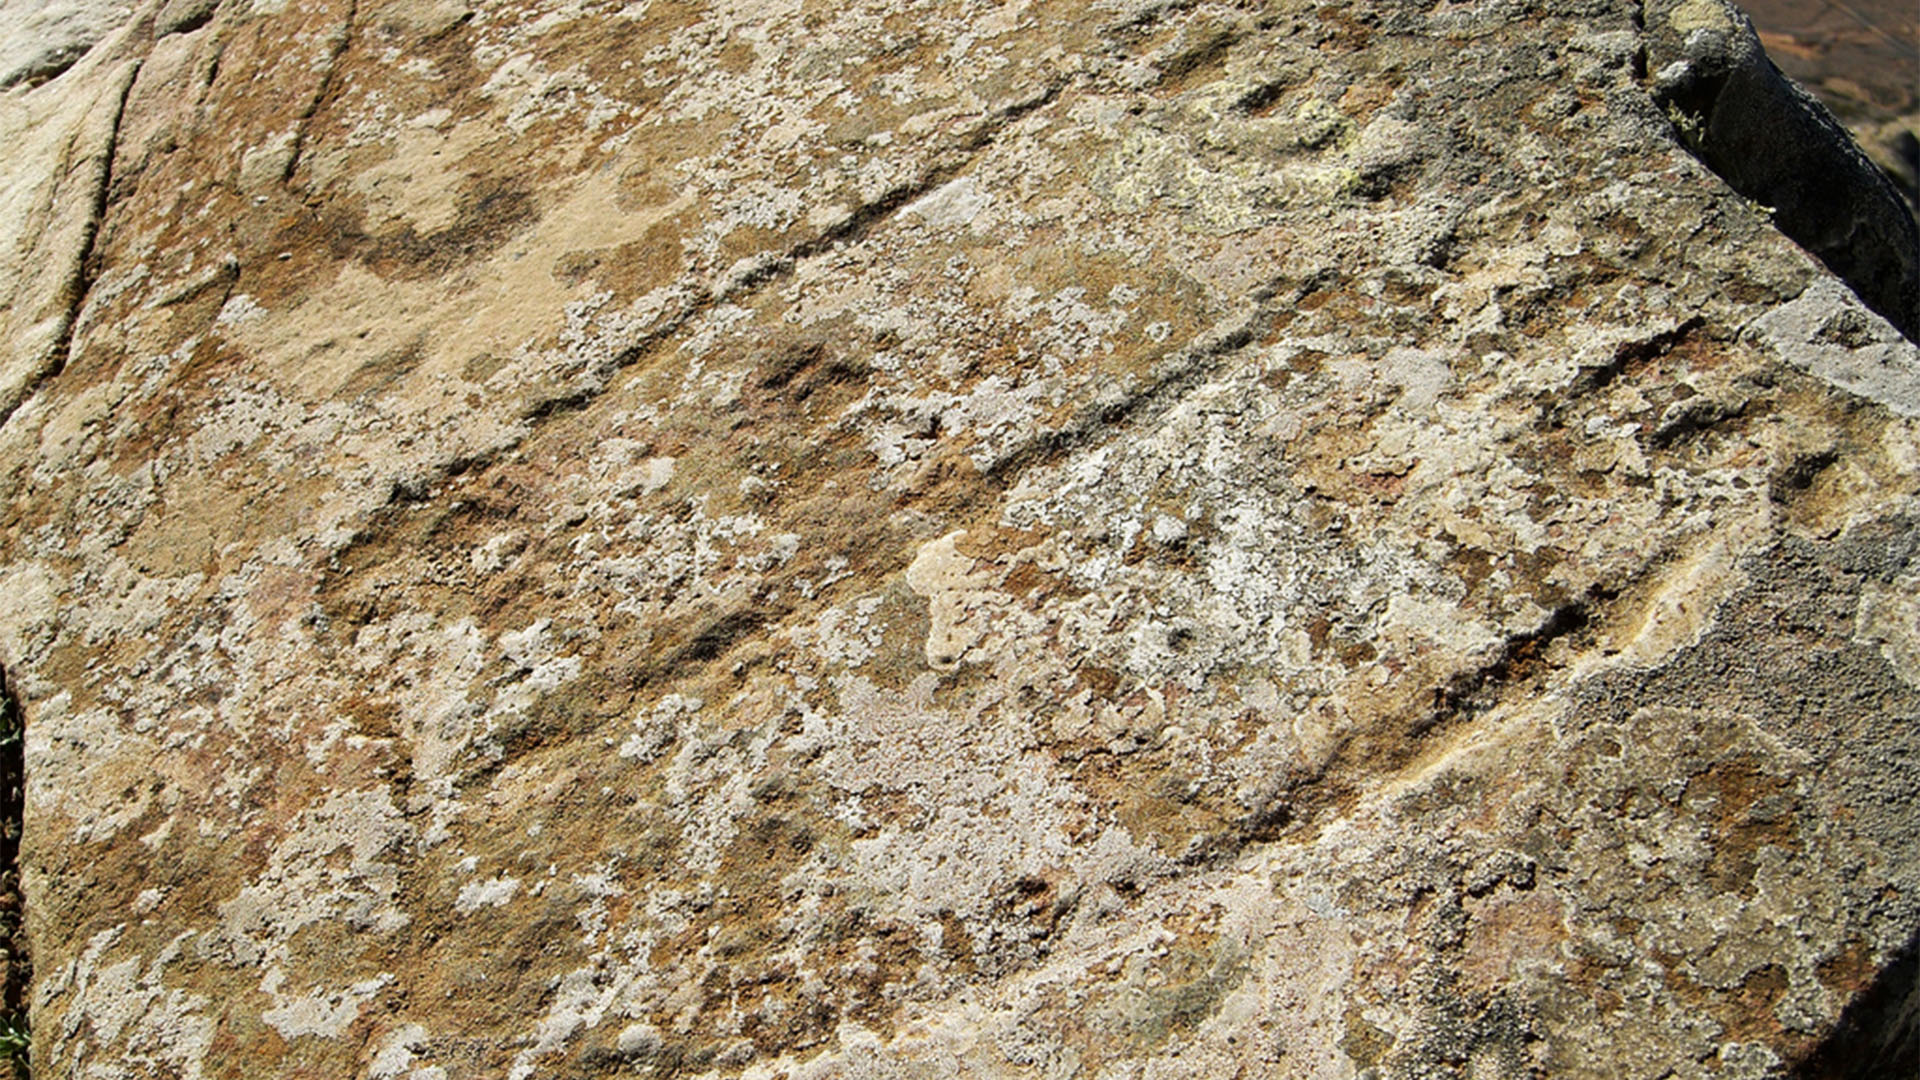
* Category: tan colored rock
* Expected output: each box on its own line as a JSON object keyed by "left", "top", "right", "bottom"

{"left": 0, "top": 0, "right": 1917, "bottom": 1078}
{"left": 0, "top": 0, "right": 139, "bottom": 89}
{"left": 0, "top": 43, "right": 136, "bottom": 423}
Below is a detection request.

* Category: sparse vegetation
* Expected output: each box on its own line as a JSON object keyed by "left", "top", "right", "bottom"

{"left": 0, "top": 670, "right": 25, "bottom": 1079}
{"left": 0, "top": 1018, "right": 25, "bottom": 1079}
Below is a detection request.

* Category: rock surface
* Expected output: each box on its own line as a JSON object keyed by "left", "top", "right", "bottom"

{"left": 0, "top": 1, "right": 1917, "bottom": 1078}
{"left": 0, "top": 0, "right": 138, "bottom": 90}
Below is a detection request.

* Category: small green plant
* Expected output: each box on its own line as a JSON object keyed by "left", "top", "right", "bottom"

{"left": 0, "top": 1014, "right": 26, "bottom": 1079}
{"left": 1664, "top": 102, "right": 1705, "bottom": 148}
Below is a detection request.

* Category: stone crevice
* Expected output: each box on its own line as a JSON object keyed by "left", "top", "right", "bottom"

{"left": 1641, "top": 0, "right": 1920, "bottom": 340}
{"left": 1256, "top": 589, "right": 1612, "bottom": 854}
{"left": 282, "top": 0, "right": 358, "bottom": 186}
{"left": 801, "top": 81, "right": 1067, "bottom": 263}
{"left": 57, "top": 56, "right": 140, "bottom": 363}
{"left": 2, "top": 43, "right": 88, "bottom": 92}
{"left": 982, "top": 292, "right": 1274, "bottom": 482}
{"left": 1099, "top": 0, "right": 1206, "bottom": 42}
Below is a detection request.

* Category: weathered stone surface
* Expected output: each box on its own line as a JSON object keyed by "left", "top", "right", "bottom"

{"left": 0, "top": 0, "right": 138, "bottom": 89}
{"left": 0, "top": 1, "right": 1916, "bottom": 1078}
{"left": 0, "top": 28, "right": 136, "bottom": 424}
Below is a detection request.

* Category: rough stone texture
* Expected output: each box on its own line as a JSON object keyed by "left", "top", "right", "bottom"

{"left": 0, "top": 1, "right": 1917, "bottom": 1078}
{"left": 0, "top": 0, "right": 139, "bottom": 89}
{"left": 0, "top": 28, "right": 136, "bottom": 424}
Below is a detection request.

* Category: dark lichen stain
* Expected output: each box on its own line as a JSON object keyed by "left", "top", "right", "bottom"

{"left": 1383, "top": 971, "right": 1539, "bottom": 1080}
{"left": 315, "top": 176, "right": 540, "bottom": 281}
{"left": 1341, "top": 1005, "right": 1395, "bottom": 1070}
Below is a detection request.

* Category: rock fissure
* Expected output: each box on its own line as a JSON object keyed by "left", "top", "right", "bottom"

{"left": 1567, "top": 316, "right": 1706, "bottom": 397}
{"left": 1642, "top": 0, "right": 1920, "bottom": 339}
{"left": 283, "top": 0, "right": 358, "bottom": 186}
{"left": 158, "top": 0, "right": 219, "bottom": 40}
{"left": 983, "top": 298, "right": 1272, "bottom": 482}
{"left": 3, "top": 45, "right": 86, "bottom": 93}
{"left": 796, "top": 80, "right": 1070, "bottom": 263}
{"left": 1427, "top": 596, "right": 1597, "bottom": 731}
{"left": 1263, "top": 587, "right": 1612, "bottom": 856}
{"left": 50, "top": 55, "right": 141, "bottom": 391}
{"left": 355, "top": 77, "right": 1075, "bottom": 535}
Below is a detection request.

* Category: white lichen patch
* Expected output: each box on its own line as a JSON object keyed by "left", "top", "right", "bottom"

{"left": 905, "top": 531, "right": 995, "bottom": 670}
{"left": 1856, "top": 571, "right": 1920, "bottom": 687}
{"left": 260, "top": 972, "right": 392, "bottom": 1039}
{"left": 453, "top": 875, "right": 522, "bottom": 913}
{"left": 214, "top": 292, "right": 267, "bottom": 326}
{"left": 618, "top": 692, "right": 702, "bottom": 762}
{"left": 207, "top": 788, "right": 414, "bottom": 968}
{"left": 41, "top": 930, "right": 216, "bottom": 1080}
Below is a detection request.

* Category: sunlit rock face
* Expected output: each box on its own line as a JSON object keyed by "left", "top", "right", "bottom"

{"left": 1, "top": 0, "right": 1917, "bottom": 1077}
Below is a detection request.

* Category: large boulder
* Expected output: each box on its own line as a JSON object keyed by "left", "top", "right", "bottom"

{"left": 0, "top": 0, "right": 1915, "bottom": 1077}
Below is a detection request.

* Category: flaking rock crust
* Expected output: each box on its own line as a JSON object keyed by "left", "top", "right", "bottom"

{"left": 1, "top": 1, "right": 1918, "bottom": 1077}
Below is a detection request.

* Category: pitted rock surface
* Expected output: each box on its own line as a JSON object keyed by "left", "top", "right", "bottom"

{"left": 0, "top": 1, "right": 1917, "bottom": 1077}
